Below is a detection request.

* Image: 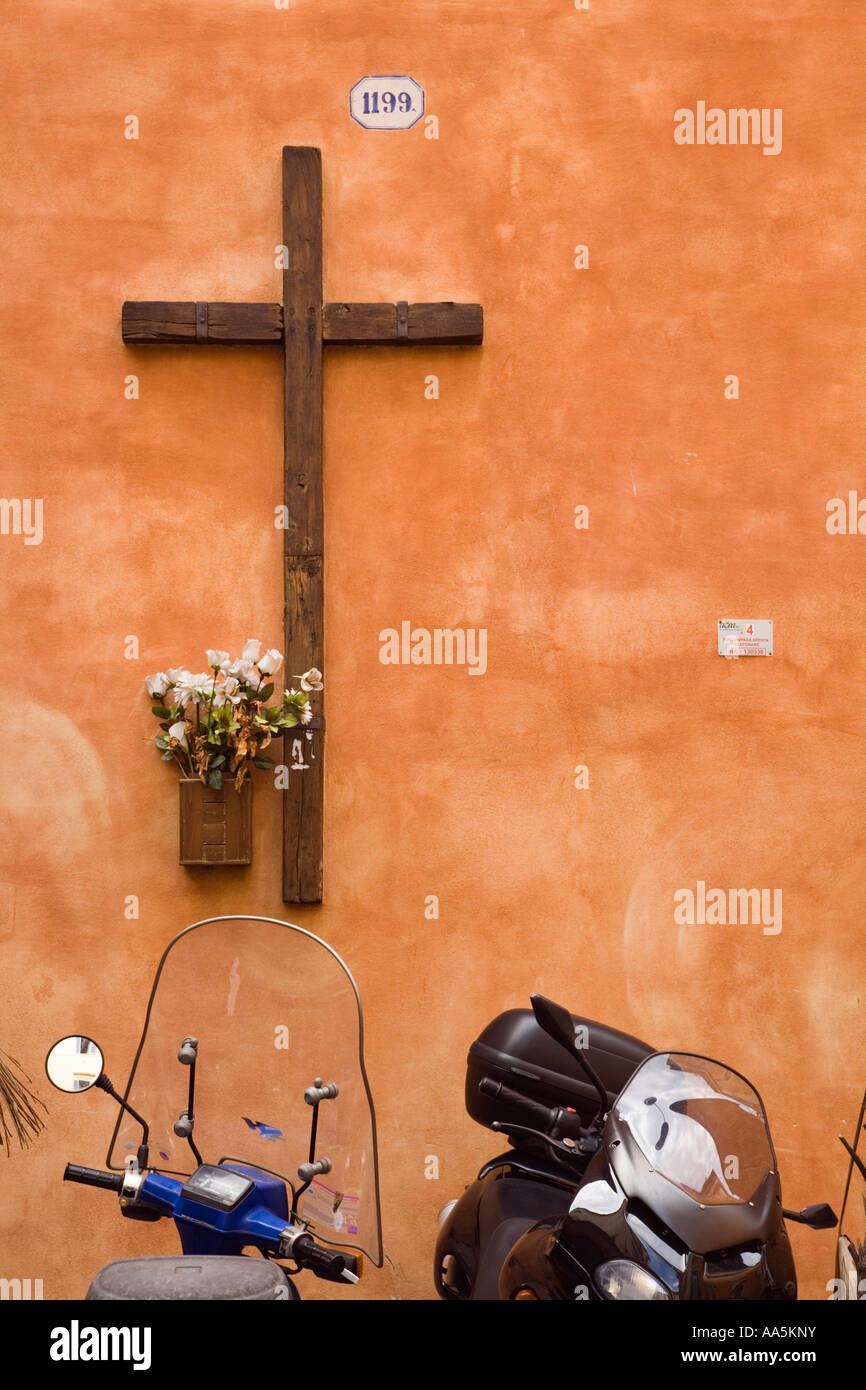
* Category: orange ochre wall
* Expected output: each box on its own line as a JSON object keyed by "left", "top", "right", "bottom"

{"left": 1, "top": 0, "right": 863, "bottom": 1301}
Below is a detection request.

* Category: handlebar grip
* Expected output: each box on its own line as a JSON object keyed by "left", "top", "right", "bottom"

{"left": 63, "top": 1163, "right": 125, "bottom": 1193}
{"left": 479, "top": 1077, "right": 557, "bottom": 1127}
{"left": 293, "top": 1235, "right": 358, "bottom": 1283}
{"left": 478, "top": 1077, "right": 586, "bottom": 1141}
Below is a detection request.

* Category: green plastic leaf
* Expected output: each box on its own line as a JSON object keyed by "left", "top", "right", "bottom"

{"left": 208, "top": 768, "right": 223, "bottom": 790}
{"left": 155, "top": 734, "right": 170, "bottom": 749}
{"left": 151, "top": 705, "right": 171, "bottom": 718}
{"left": 253, "top": 755, "right": 275, "bottom": 769}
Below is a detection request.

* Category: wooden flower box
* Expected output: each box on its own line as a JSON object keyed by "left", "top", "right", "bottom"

{"left": 179, "top": 778, "right": 252, "bottom": 867}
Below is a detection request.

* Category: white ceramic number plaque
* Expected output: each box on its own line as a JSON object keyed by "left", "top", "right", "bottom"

{"left": 717, "top": 620, "right": 773, "bottom": 658}
{"left": 349, "top": 75, "right": 425, "bottom": 130}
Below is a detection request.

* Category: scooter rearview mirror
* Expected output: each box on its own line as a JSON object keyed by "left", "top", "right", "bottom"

{"left": 45, "top": 1036, "right": 105, "bottom": 1094}
{"left": 782, "top": 1202, "right": 838, "bottom": 1230}
{"left": 45, "top": 1034, "right": 152, "bottom": 1170}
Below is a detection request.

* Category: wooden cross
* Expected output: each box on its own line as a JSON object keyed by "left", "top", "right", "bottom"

{"left": 123, "top": 146, "right": 483, "bottom": 903}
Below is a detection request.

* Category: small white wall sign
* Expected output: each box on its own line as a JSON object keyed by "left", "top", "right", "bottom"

{"left": 350, "top": 75, "right": 425, "bottom": 130}
{"left": 717, "top": 619, "right": 773, "bottom": 658}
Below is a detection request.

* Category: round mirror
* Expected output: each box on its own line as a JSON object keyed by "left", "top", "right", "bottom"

{"left": 45, "top": 1036, "right": 104, "bottom": 1093}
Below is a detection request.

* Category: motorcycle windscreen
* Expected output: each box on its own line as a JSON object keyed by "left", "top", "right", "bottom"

{"left": 613, "top": 1052, "right": 774, "bottom": 1206}
{"left": 837, "top": 1089, "right": 866, "bottom": 1299}
{"left": 106, "top": 915, "right": 383, "bottom": 1265}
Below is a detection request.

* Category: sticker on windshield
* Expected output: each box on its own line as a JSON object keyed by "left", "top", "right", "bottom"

{"left": 301, "top": 1179, "right": 360, "bottom": 1237}
{"left": 242, "top": 1116, "right": 286, "bottom": 1143}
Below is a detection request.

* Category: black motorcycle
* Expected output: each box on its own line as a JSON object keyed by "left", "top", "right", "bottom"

{"left": 435, "top": 995, "right": 836, "bottom": 1300}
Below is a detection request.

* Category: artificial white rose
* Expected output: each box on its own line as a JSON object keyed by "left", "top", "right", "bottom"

{"left": 213, "top": 676, "right": 242, "bottom": 708}
{"left": 145, "top": 673, "right": 169, "bottom": 698}
{"left": 242, "top": 638, "right": 262, "bottom": 662}
{"left": 206, "top": 649, "right": 230, "bottom": 670}
{"left": 298, "top": 667, "right": 324, "bottom": 692}
{"left": 299, "top": 702, "right": 313, "bottom": 725}
{"left": 226, "top": 656, "right": 261, "bottom": 689}
{"left": 174, "top": 672, "right": 215, "bottom": 706}
{"left": 193, "top": 672, "right": 219, "bottom": 701}
{"left": 257, "top": 649, "right": 283, "bottom": 677}
{"left": 168, "top": 721, "right": 189, "bottom": 748}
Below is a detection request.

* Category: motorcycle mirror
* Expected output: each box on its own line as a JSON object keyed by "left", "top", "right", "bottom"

{"left": 530, "top": 994, "right": 610, "bottom": 1123}
{"left": 782, "top": 1202, "right": 838, "bottom": 1230}
{"left": 531, "top": 994, "right": 579, "bottom": 1054}
{"left": 45, "top": 1036, "right": 104, "bottom": 1093}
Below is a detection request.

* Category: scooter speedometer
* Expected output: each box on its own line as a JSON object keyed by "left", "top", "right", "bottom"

{"left": 181, "top": 1165, "right": 255, "bottom": 1212}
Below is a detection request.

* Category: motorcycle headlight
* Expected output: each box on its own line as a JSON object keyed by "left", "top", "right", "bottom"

{"left": 595, "top": 1259, "right": 671, "bottom": 1300}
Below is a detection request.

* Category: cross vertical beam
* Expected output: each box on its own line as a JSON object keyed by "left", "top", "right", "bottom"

{"left": 282, "top": 147, "right": 324, "bottom": 903}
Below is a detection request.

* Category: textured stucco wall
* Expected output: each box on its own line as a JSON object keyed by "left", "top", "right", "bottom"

{"left": 0, "top": 0, "right": 863, "bottom": 1300}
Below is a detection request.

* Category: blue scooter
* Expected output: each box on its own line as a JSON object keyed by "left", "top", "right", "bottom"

{"left": 46, "top": 915, "right": 383, "bottom": 1300}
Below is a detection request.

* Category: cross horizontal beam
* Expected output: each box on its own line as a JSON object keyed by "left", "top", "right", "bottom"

{"left": 122, "top": 300, "right": 483, "bottom": 347}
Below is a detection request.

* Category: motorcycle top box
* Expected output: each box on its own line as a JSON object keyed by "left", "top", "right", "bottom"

{"left": 466, "top": 1007, "right": 653, "bottom": 1134}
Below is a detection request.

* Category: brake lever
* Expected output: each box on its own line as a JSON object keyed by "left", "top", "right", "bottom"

{"left": 491, "top": 1119, "right": 590, "bottom": 1161}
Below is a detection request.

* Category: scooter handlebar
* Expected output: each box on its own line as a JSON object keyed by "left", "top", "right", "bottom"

{"left": 63, "top": 1163, "right": 125, "bottom": 1194}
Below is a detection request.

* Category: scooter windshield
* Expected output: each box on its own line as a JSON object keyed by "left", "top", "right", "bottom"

{"left": 613, "top": 1052, "right": 774, "bottom": 1207}
{"left": 106, "top": 915, "right": 383, "bottom": 1265}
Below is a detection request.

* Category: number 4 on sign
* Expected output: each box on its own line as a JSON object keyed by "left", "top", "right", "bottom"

{"left": 121, "top": 147, "right": 483, "bottom": 902}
